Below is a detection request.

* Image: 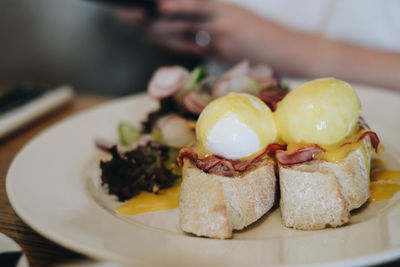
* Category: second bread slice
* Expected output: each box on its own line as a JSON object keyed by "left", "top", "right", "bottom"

{"left": 279, "top": 137, "right": 372, "bottom": 230}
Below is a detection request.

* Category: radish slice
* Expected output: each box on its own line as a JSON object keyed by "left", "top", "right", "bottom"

{"left": 147, "top": 66, "right": 189, "bottom": 99}
{"left": 212, "top": 61, "right": 281, "bottom": 97}
{"left": 248, "top": 64, "right": 279, "bottom": 88}
{"left": 183, "top": 90, "right": 212, "bottom": 114}
{"left": 212, "top": 77, "right": 232, "bottom": 98}
{"left": 95, "top": 137, "right": 114, "bottom": 151}
{"left": 156, "top": 114, "right": 195, "bottom": 148}
{"left": 224, "top": 60, "right": 250, "bottom": 78}
{"left": 212, "top": 60, "right": 252, "bottom": 98}
{"left": 212, "top": 76, "right": 260, "bottom": 98}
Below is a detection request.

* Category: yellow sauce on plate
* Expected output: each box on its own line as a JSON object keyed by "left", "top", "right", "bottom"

{"left": 370, "top": 183, "right": 400, "bottom": 202}
{"left": 113, "top": 158, "right": 399, "bottom": 214}
{"left": 115, "top": 185, "right": 180, "bottom": 215}
{"left": 369, "top": 164, "right": 400, "bottom": 202}
{"left": 371, "top": 170, "right": 400, "bottom": 182}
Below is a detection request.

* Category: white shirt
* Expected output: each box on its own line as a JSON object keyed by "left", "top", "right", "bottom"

{"left": 225, "top": 0, "right": 400, "bottom": 52}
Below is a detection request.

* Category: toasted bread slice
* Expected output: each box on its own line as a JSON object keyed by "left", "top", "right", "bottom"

{"left": 179, "top": 158, "right": 276, "bottom": 239}
{"left": 279, "top": 136, "right": 373, "bottom": 230}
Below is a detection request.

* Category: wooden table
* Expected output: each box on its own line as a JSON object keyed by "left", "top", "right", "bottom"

{"left": 1, "top": 94, "right": 399, "bottom": 267}
{"left": 0, "top": 95, "right": 110, "bottom": 266}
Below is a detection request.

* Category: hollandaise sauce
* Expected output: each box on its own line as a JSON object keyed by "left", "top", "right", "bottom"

{"left": 370, "top": 183, "right": 400, "bottom": 202}
{"left": 371, "top": 170, "right": 400, "bottom": 182}
{"left": 369, "top": 159, "right": 400, "bottom": 202}
{"left": 115, "top": 185, "right": 180, "bottom": 215}
{"left": 313, "top": 129, "right": 374, "bottom": 163}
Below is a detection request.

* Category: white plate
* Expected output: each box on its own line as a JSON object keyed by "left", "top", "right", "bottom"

{"left": 6, "top": 81, "right": 400, "bottom": 266}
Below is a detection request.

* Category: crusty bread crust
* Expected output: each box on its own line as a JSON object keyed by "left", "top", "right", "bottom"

{"left": 279, "top": 136, "right": 373, "bottom": 230}
{"left": 179, "top": 158, "right": 276, "bottom": 239}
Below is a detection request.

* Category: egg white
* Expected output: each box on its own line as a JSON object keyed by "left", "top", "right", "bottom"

{"left": 205, "top": 114, "right": 260, "bottom": 160}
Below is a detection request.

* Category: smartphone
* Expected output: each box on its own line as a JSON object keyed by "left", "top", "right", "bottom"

{"left": 88, "top": 0, "right": 158, "bottom": 15}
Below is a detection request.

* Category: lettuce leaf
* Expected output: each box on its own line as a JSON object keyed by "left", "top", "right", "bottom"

{"left": 100, "top": 142, "right": 180, "bottom": 201}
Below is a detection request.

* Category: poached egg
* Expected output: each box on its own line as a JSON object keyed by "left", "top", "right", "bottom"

{"left": 275, "top": 78, "right": 361, "bottom": 146}
{"left": 196, "top": 93, "right": 277, "bottom": 160}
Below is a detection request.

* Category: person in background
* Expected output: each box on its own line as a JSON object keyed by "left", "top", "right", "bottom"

{"left": 118, "top": 0, "right": 400, "bottom": 92}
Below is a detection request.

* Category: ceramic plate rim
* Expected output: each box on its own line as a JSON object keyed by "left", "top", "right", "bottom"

{"left": 6, "top": 80, "right": 400, "bottom": 266}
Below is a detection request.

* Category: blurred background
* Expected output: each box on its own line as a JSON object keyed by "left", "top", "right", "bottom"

{"left": 0, "top": 0, "right": 201, "bottom": 96}
{"left": 1, "top": 0, "right": 399, "bottom": 96}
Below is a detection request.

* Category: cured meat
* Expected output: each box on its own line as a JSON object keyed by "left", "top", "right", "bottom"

{"left": 275, "top": 130, "right": 380, "bottom": 166}
{"left": 358, "top": 131, "right": 380, "bottom": 151}
{"left": 257, "top": 91, "right": 287, "bottom": 111}
{"left": 178, "top": 144, "right": 285, "bottom": 176}
{"left": 179, "top": 128, "right": 380, "bottom": 172}
{"left": 275, "top": 145, "right": 325, "bottom": 166}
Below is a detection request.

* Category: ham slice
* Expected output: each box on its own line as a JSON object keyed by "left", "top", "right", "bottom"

{"left": 275, "top": 130, "right": 380, "bottom": 166}
{"left": 178, "top": 144, "right": 286, "bottom": 176}
{"left": 179, "top": 123, "right": 380, "bottom": 172}
{"left": 359, "top": 131, "right": 380, "bottom": 151}
{"left": 257, "top": 91, "right": 287, "bottom": 111}
{"left": 275, "top": 145, "right": 325, "bottom": 166}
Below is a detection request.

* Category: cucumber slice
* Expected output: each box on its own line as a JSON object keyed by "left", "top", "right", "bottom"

{"left": 181, "top": 66, "right": 205, "bottom": 95}
{"left": 175, "top": 66, "right": 205, "bottom": 103}
{"left": 185, "top": 66, "right": 204, "bottom": 91}
{"left": 118, "top": 122, "right": 141, "bottom": 146}
{"left": 151, "top": 128, "right": 163, "bottom": 143}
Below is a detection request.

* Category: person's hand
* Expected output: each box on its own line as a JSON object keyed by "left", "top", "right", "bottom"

{"left": 116, "top": 1, "right": 206, "bottom": 55}
{"left": 163, "top": 0, "right": 278, "bottom": 63}
{"left": 117, "top": 0, "right": 400, "bottom": 92}
{"left": 117, "top": 0, "right": 273, "bottom": 63}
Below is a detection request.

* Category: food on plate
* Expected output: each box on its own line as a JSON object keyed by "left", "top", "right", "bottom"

{"left": 97, "top": 63, "right": 400, "bottom": 236}
{"left": 98, "top": 142, "right": 181, "bottom": 201}
{"left": 369, "top": 159, "right": 400, "bottom": 202}
{"left": 275, "top": 78, "right": 361, "bottom": 146}
{"left": 196, "top": 93, "right": 277, "bottom": 160}
{"left": 178, "top": 93, "right": 282, "bottom": 239}
{"left": 118, "top": 122, "right": 141, "bottom": 146}
{"left": 153, "top": 114, "right": 196, "bottom": 148}
{"left": 274, "top": 78, "right": 381, "bottom": 230}
{"left": 147, "top": 66, "right": 190, "bottom": 100}
{"left": 212, "top": 60, "right": 280, "bottom": 98}
{"left": 370, "top": 181, "right": 400, "bottom": 202}
{"left": 115, "top": 184, "right": 181, "bottom": 215}
{"left": 99, "top": 63, "right": 399, "bottom": 235}
{"left": 99, "top": 62, "right": 287, "bottom": 210}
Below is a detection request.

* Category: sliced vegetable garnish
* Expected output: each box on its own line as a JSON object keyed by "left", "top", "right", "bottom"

{"left": 175, "top": 66, "right": 206, "bottom": 104}
{"left": 156, "top": 114, "right": 195, "bottom": 148}
{"left": 118, "top": 122, "right": 141, "bottom": 146}
{"left": 184, "top": 66, "right": 205, "bottom": 91}
{"left": 183, "top": 90, "right": 212, "bottom": 114}
{"left": 147, "top": 66, "right": 189, "bottom": 99}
